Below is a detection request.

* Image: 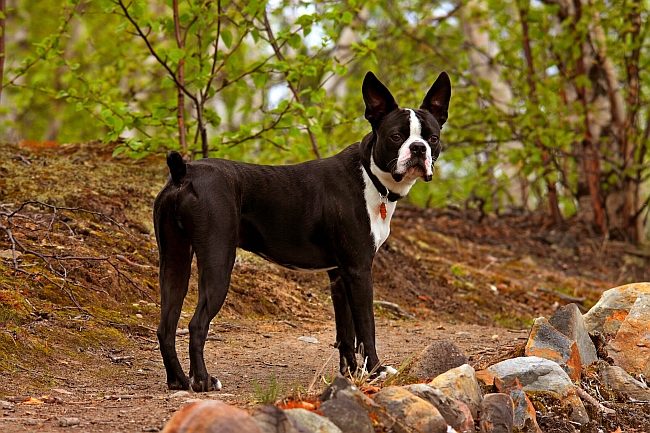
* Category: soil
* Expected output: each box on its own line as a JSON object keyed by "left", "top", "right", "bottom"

{"left": 1, "top": 141, "right": 649, "bottom": 432}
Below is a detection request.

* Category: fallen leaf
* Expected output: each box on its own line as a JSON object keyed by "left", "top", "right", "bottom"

{"left": 21, "top": 397, "right": 44, "bottom": 405}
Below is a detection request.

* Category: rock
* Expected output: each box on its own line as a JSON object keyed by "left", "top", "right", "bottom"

{"left": 373, "top": 386, "right": 448, "bottom": 433}
{"left": 284, "top": 409, "right": 342, "bottom": 433}
{"left": 487, "top": 356, "right": 588, "bottom": 424}
{"left": 548, "top": 303, "right": 598, "bottom": 366}
{"left": 403, "top": 383, "right": 473, "bottom": 432}
{"left": 494, "top": 378, "right": 541, "bottom": 433}
{"left": 428, "top": 363, "right": 483, "bottom": 418}
{"left": 320, "top": 398, "right": 374, "bottom": 433}
{"left": 475, "top": 369, "right": 504, "bottom": 391}
{"left": 161, "top": 400, "right": 264, "bottom": 433}
{"left": 479, "top": 393, "right": 514, "bottom": 433}
{"left": 600, "top": 365, "right": 650, "bottom": 401}
{"left": 607, "top": 294, "right": 650, "bottom": 376}
{"left": 524, "top": 317, "right": 582, "bottom": 380}
{"left": 58, "top": 417, "right": 80, "bottom": 427}
{"left": 252, "top": 405, "right": 302, "bottom": 433}
{"left": 169, "top": 391, "right": 191, "bottom": 399}
{"left": 583, "top": 282, "right": 650, "bottom": 335}
{"left": 509, "top": 389, "right": 541, "bottom": 433}
{"left": 410, "top": 340, "right": 468, "bottom": 380}
{"left": 320, "top": 375, "right": 400, "bottom": 431}
{"left": 0, "top": 399, "right": 13, "bottom": 410}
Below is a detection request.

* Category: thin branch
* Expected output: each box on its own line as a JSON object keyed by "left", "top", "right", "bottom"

{"left": 261, "top": 10, "right": 321, "bottom": 159}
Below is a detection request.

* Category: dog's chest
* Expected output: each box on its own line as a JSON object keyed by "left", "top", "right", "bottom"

{"left": 361, "top": 167, "right": 397, "bottom": 251}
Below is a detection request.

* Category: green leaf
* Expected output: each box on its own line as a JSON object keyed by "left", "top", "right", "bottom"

{"left": 221, "top": 29, "right": 233, "bottom": 49}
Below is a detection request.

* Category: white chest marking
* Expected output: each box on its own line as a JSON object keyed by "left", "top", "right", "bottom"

{"left": 361, "top": 166, "right": 397, "bottom": 252}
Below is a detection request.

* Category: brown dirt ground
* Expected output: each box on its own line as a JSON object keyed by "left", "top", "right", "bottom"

{"left": 1, "top": 141, "right": 649, "bottom": 432}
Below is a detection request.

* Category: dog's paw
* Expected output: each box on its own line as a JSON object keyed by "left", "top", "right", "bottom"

{"left": 189, "top": 376, "right": 222, "bottom": 392}
{"left": 167, "top": 376, "right": 190, "bottom": 390}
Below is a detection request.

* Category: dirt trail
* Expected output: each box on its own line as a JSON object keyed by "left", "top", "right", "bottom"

{"left": 2, "top": 141, "right": 650, "bottom": 432}
{"left": 0, "top": 317, "right": 526, "bottom": 433}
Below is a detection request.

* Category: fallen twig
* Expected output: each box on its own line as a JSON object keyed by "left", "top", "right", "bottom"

{"left": 373, "top": 300, "right": 415, "bottom": 320}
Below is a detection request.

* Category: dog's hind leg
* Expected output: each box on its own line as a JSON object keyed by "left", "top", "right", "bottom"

{"left": 187, "top": 223, "right": 237, "bottom": 392}
{"left": 156, "top": 219, "right": 193, "bottom": 390}
{"left": 328, "top": 269, "right": 358, "bottom": 375}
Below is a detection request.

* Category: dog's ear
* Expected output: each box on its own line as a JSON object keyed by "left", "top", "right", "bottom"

{"left": 362, "top": 72, "right": 399, "bottom": 126}
{"left": 420, "top": 72, "right": 451, "bottom": 127}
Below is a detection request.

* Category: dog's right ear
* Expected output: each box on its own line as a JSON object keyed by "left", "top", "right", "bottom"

{"left": 362, "top": 72, "right": 399, "bottom": 126}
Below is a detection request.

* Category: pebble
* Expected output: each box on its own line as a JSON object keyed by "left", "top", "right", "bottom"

{"left": 58, "top": 417, "right": 80, "bottom": 427}
{"left": 297, "top": 336, "right": 319, "bottom": 344}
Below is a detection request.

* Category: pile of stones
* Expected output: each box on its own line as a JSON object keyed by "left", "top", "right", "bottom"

{"left": 161, "top": 283, "right": 650, "bottom": 433}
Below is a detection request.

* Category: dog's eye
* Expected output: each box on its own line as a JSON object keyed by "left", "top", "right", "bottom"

{"left": 390, "top": 134, "right": 402, "bottom": 142}
{"left": 428, "top": 135, "right": 439, "bottom": 144}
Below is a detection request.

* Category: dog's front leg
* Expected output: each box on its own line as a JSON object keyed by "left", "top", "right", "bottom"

{"left": 337, "top": 267, "right": 380, "bottom": 374}
{"left": 328, "top": 269, "right": 357, "bottom": 374}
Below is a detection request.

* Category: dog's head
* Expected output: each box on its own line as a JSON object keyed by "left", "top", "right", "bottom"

{"left": 361, "top": 72, "right": 451, "bottom": 190}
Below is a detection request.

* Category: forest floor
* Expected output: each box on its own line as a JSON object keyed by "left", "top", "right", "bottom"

{"left": 0, "top": 141, "right": 649, "bottom": 432}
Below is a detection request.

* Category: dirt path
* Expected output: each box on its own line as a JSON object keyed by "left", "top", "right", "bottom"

{"left": 0, "top": 317, "right": 526, "bottom": 432}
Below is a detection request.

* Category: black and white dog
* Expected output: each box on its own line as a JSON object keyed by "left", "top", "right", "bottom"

{"left": 153, "top": 72, "right": 451, "bottom": 391}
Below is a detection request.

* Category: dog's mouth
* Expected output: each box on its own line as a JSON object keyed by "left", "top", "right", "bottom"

{"left": 392, "top": 160, "right": 432, "bottom": 182}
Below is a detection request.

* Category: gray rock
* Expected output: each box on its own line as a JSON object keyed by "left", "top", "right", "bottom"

{"left": 410, "top": 340, "right": 468, "bottom": 380}
{"left": 284, "top": 409, "right": 342, "bottom": 433}
{"left": 600, "top": 365, "right": 650, "bottom": 401}
{"left": 403, "top": 383, "right": 473, "bottom": 432}
{"left": 487, "top": 357, "right": 588, "bottom": 424}
{"left": 549, "top": 303, "right": 598, "bottom": 366}
{"left": 607, "top": 294, "right": 650, "bottom": 376}
{"left": 583, "top": 282, "right": 650, "bottom": 335}
{"left": 0, "top": 400, "right": 13, "bottom": 410}
{"left": 58, "top": 417, "right": 81, "bottom": 427}
{"left": 479, "top": 393, "right": 514, "bottom": 433}
{"left": 252, "top": 405, "right": 302, "bottom": 433}
{"left": 320, "top": 399, "right": 373, "bottom": 433}
{"left": 373, "top": 386, "right": 448, "bottom": 433}
{"left": 525, "top": 317, "right": 581, "bottom": 381}
{"left": 320, "top": 375, "right": 401, "bottom": 432}
{"left": 428, "top": 363, "right": 483, "bottom": 418}
{"left": 509, "top": 389, "right": 541, "bottom": 433}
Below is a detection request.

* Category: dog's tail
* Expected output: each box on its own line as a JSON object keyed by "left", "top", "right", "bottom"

{"left": 167, "top": 151, "right": 187, "bottom": 184}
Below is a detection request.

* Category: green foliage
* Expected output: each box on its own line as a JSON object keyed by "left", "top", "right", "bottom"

{"left": 2, "top": 0, "right": 650, "bottom": 238}
{"left": 252, "top": 375, "right": 284, "bottom": 404}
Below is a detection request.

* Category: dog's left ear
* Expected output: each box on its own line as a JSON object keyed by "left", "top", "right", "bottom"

{"left": 420, "top": 72, "right": 451, "bottom": 128}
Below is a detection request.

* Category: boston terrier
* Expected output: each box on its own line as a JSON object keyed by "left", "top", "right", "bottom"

{"left": 153, "top": 72, "right": 451, "bottom": 391}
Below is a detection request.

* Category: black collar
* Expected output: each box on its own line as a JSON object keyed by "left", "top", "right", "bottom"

{"left": 361, "top": 158, "right": 403, "bottom": 202}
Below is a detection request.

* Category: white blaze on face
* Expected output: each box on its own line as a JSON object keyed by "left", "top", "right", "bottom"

{"left": 396, "top": 109, "right": 433, "bottom": 177}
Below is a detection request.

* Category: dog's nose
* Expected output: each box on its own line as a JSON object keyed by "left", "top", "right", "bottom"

{"left": 409, "top": 142, "right": 427, "bottom": 156}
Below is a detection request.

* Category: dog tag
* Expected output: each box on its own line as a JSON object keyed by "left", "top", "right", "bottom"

{"left": 379, "top": 202, "right": 387, "bottom": 220}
